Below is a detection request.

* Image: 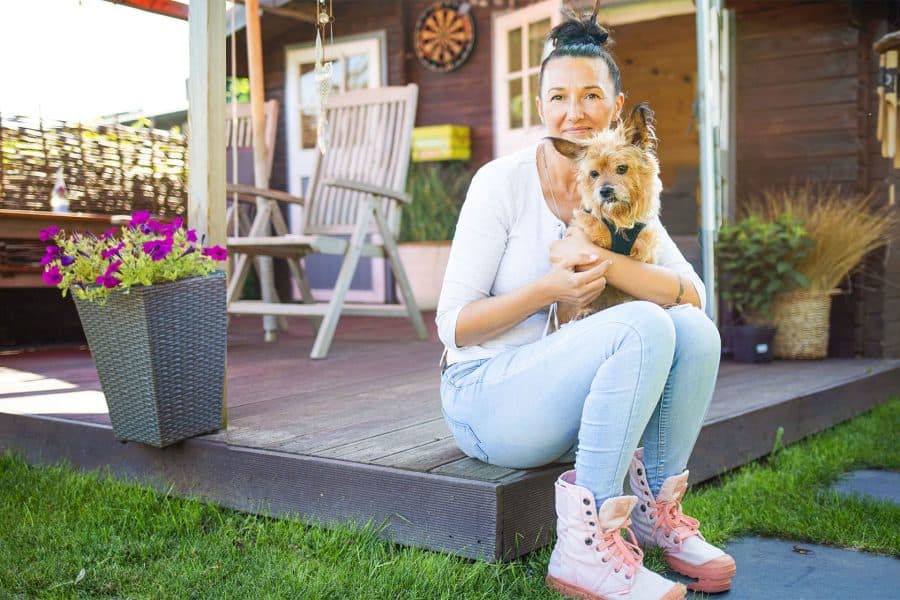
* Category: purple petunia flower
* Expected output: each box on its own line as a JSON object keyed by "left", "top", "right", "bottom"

{"left": 104, "top": 260, "right": 122, "bottom": 276}
{"left": 129, "top": 210, "right": 151, "bottom": 228}
{"left": 99, "top": 227, "right": 118, "bottom": 241}
{"left": 202, "top": 245, "right": 228, "bottom": 261}
{"left": 60, "top": 255, "right": 75, "bottom": 267}
{"left": 162, "top": 216, "right": 184, "bottom": 237}
{"left": 101, "top": 242, "right": 125, "bottom": 260}
{"left": 95, "top": 274, "right": 120, "bottom": 289}
{"left": 42, "top": 265, "right": 62, "bottom": 285}
{"left": 186, "top": 229, "right": 198, "bottom": 243}
{"left": 142, "top": 238, "right": 173, "bottom": 261}
{"left": 40, "top": 245, "right": 60, "bottom": 266}
{"left": 39, "top": 226, "right": 59, "bottom": 242}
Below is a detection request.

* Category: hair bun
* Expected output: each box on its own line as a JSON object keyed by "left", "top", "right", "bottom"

{"left": 549, "top": 16, "right": 610, "bottom": 50}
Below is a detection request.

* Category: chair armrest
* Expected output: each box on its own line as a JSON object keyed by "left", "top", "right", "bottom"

{"left": 321, "top": 178, "right": 412, "bottom": 205}
{"left": 226, "top": 183, "right": 306, "bottom": 206}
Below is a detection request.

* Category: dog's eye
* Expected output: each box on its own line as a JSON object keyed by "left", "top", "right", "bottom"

{"left": 616, "top": 165, "right": 628, "bottom": 175}
{"left": 589, "top": 170, "right": 600, "bottom": 179}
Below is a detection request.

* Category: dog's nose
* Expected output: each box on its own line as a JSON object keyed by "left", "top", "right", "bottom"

{"left": 599, "top": 185, "right": 615, "bottom": 200}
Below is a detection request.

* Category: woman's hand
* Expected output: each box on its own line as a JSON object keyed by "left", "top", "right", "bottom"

{"left": 550, "top": 226, "right": 606, "bottom": 273}
{"left": 543, "top": 254, "right": 613, "bottom": 310}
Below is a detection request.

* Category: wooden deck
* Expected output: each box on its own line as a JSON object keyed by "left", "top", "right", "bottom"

{"left": 1, "top": 314, "right": 898, "bottom": 561}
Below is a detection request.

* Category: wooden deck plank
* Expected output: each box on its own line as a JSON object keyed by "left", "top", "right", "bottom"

{"left": 317, "top": 417, "right": 450, "bottom": 462}
{"left": 430, "top": 458, "right": 519, "bottom": 482}
{"left": 1, "top": 313, "right": 897, "bottom": 562}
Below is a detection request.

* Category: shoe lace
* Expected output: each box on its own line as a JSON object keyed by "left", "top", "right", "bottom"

{"left": 594, "top": 518, "right": 644, "bottom": 580}
{"left": 650, "top": 499, "right": 700, "bottom": 544}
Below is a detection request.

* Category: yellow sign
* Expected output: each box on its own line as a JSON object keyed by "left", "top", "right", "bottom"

{"left": 412, "top": 125, "right": 471, "bottom": 162}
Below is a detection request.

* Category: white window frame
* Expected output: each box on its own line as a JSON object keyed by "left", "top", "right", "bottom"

{"left": 492, "top": 0, "right": 561, "bottom": 158}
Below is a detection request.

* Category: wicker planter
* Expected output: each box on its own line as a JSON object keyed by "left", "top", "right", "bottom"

{"left": 771, "top": 288, "right": 840, "bottom": 360}
{"left": 73, "top": 271, "right": 227, "bottom": 447}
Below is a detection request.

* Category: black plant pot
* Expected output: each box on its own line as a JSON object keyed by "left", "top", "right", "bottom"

{"left": 732, "top": 325, "right": 776, "bottom": 363}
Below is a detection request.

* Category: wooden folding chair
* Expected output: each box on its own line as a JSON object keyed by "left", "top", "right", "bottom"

{"left": 223, "top": 99, "right": 289, "bottom": 339}
{"left": 226, "top": 84, "right": 427, "bottom": 359}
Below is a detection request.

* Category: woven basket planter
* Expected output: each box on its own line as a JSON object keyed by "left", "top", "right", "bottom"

{"left": 73, "top": 271, "right": 227, "bottom": 447}
{"left": 771, "top": 288, "right": 840, "bottom": 360}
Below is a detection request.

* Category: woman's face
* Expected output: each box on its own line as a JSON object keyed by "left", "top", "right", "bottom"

{"left": 536, "top": 55, "right": 625, "bottom": 141}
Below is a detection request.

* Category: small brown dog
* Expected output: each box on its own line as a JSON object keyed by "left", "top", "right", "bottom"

{"left": 549, "top": 103, "right": 662, "bottom": 322}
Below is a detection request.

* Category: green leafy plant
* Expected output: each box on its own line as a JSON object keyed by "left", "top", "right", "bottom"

{"left": 715, "top": 213, "right": 813, "bottom": 325}
{"left": 39, "top": 211, "right": 227, "bottom": 304}
{"left": 399, "top": 162, "right": 473, "bottom": 243}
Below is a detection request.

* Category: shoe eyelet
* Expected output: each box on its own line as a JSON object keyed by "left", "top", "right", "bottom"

{"left": 640, "top": 504, "right": 646, "bottom": 512}
{"left": 589, "top": 521, "right": 595, "bottom": 527}
{"left": 614, "top": 568, "right": 621, "bottom": 574}
{"left": 639, "top": 480, "right": 645, "bottom": 486}
{"left": 601, "top": 557, "right": 608, "bottom": 563}
{"left": 586, "top": 511, "right": 592, "bottom": 516}
{"left": 665, "top": 533, "right": 670, "bottom": 538}
{"left": 583, "top": 498, "right": 590, "bottom": 505}
{"left": 625, "top": 574, "right": 632, "bottom": 580}
{"left": 674, "top": 537, "right": 680, "bottom": 544}
{"left": 584, "top": 538, "right": 592, "bottom": 545}
{"left": 637, "top": 468, "right": 643, "bottom": 476}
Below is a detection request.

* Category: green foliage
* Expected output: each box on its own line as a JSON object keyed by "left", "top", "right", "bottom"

{"left": 1, "top": 398, "right": 896, "bottom": 596}
{"left": 226, "top": 77, "right": 251, "bottom": 103}
{"left": 715, "top": 213, "right": 813, "bottom": 324}
{"left": 399, "top": 162, "right": 474, "bottom": 243}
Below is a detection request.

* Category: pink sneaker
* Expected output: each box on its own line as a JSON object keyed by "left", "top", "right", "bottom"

{"left": 546, "top": 469, "right": 687, "bottom": 600}
{"left": 628, "top": 448, "right": 736, "bottom": 593}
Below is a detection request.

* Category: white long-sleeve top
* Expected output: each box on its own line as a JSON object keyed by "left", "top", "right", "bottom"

{"left": 435, "top": 142, "right": 706, "bottom": 367}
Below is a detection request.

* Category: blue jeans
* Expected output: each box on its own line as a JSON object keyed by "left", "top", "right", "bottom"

{"left": 440, "top": 301, "right": 721, "bottom": 505}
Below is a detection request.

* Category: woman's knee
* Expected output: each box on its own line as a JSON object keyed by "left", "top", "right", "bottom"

{"left": 668, "top": 304, "right": 722, "bottom": 360}
{"left": 618, "top": 301, "right": 677, "bottom": 354}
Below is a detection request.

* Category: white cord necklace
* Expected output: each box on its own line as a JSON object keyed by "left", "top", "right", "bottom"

{"left": 540, "top": 142, "right": 565, "bottom": 225}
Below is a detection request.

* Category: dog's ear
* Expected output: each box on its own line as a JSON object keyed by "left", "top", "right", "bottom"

{"left": 624, "top": 103, "right": 657, "bottom": 151}
{"left": 546, "top": 137, "right": 587, "bottom": 161}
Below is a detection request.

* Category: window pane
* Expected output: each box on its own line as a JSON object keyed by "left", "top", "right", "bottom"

{"left": 528, "top": 18, "right": 551, "bottom": 68}
{"left": 509, "top": 78, "right": 523, "bottom": 129}
{"left": 507, "top": 27, "right": 522, "bottom": 73}
{"left": 345, "top": 54, "right": 369, "bottom": 91}
{"left": 528, "top": 73, "right": 541, "bottom": 127}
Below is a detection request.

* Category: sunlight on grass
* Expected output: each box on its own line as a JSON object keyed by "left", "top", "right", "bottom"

{"left": 1, "top": 398, "right": 897, "bottom": 598}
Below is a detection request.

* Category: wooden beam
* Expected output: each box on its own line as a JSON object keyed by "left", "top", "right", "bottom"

{"left": 232, "top": 0, "right": 317, "bottom": 24}
{"left": 189, "top": 0, "right": 227, "bottom": 427}
{"left": 244, "top": 0, "right": 279, "bottom": 341}
{"left": 188, "top": 0, "right": 225, "bottom": 247}
{"left": 108, "top": 0, "right": 188, "bottom": 20}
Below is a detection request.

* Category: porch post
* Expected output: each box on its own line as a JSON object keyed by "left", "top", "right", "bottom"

{"left": 695, "top": 0, "right": 721, "bottom": 324}
{"left": 245, "top": 0, "right": 280, "bottom": 341}
{"left": 188, "top": 0, "right": 227, "bottom": 427}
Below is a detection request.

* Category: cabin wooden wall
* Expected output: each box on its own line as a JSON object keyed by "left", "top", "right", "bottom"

{"left": 730, "top": 0, "right": 899, "bottom": 358}
{"left": 610, "top": 13, "right": 699, "bottom": 234}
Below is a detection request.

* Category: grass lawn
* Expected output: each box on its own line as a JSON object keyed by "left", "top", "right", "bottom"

{"left": 2, "top": 397, "right": 898, "bottom": 599}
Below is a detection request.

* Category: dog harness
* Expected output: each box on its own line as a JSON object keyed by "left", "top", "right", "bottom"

{"left": 601, "top": 217, "right": 647, "bottom": 256}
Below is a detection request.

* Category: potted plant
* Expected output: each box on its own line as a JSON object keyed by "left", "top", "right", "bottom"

{"left": 715, "top": 213, "right": 813, "bottom": 363}
{"left": 397, "top": 162, "right": 472, "bottom": 310}
{"left": 752, "top": 183, "right": 895, "bottom": 359}
{"left": 39, "top": 211, "right": 228, "bottom": 447}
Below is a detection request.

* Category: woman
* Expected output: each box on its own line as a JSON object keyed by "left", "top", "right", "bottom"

{"left": 435, "top": 10, "right": 735, "bottom": 600}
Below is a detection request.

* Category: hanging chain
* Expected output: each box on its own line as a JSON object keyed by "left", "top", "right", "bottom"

{"left": 314, "top": 0, "right": 335, "bottom": 154}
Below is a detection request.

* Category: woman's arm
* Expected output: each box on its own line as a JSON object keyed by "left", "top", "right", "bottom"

{"left": 550, "top": 226, "right": 703, "bottom": 309}
{"left": 454, "top": 255, "right": 613, "bottom": 347}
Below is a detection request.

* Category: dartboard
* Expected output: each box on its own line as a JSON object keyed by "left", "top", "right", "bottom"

{"left": 415, "top": 2, "right": 476, "bottom": 73}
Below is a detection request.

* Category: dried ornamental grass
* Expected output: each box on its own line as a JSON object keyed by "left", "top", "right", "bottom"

{"left": 747, "top": 182, "right": 895, "bottom": 291}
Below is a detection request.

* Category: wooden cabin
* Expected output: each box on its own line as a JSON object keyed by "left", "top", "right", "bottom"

{"left": 225, "top": 0, "right": 899, "bottom": 359}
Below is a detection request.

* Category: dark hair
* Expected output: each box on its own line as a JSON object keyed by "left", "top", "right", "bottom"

{"left": 539, "top": 9, "right": 621, "bottom": 96}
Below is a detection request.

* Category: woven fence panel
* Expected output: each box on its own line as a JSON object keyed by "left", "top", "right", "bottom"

{"left": 0, "top": 114, "right": 187, "bottom": 216}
